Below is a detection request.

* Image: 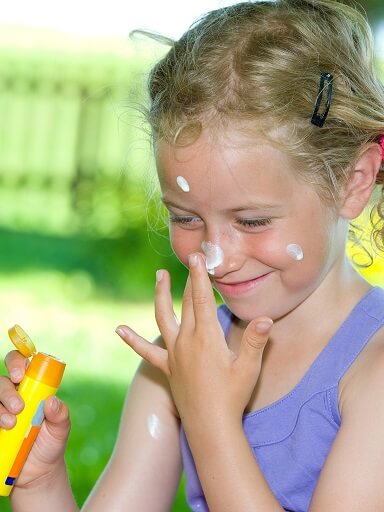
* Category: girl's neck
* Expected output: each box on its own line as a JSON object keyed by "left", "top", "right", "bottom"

{"left": 233, "top": 260, "right": 371, "bottom": 350}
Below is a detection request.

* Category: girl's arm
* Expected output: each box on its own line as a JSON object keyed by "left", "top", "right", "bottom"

{"left": 181, "top": 413, "right": 283, "bottom": 512}
{"left": 309, "top": 331, "right": 384, "bottom": 511}
{"left": 82, "top": 351, "right": 182, "bottom": 511}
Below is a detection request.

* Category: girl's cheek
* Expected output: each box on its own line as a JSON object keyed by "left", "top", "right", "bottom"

{"left": 245, "top": 232, "right": 307, "bottom": 271}
{"left": 169, "top": 227, "right": 201, "bottom": 265}
{"left": 244, "top": 231, "right": 285, "bottom": 265}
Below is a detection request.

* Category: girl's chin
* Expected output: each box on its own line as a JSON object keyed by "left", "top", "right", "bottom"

{"left": 218, "top": 298, "right": 272, "bottom": 323}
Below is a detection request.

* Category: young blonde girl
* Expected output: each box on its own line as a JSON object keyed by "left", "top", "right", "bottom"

{"left": 1, "top": 1, "right": 384, "bottom": 511}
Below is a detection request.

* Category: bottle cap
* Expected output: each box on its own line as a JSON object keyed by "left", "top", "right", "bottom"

{"left": 8, "top": 325, "right": 37, "bottom": 358}
{"left": 8, "top": 325, "right": 66, "bottom": 387}
{"left": 26, "top": 352, "right": 66, "bottom": 388}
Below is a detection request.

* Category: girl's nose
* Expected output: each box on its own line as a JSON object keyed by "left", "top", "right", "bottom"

{"left": 200, "top": 237, "right": 243, "bottom": 276}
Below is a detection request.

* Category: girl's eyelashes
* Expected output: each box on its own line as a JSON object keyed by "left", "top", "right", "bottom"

{"left": 169, "top": 215, "right": 202, "bottom": 226}
{"left": 169, "top": 214, "right": 273, "bottom": 230}
{"left": 236, "top": 217, "right": 272, "bottom": 229}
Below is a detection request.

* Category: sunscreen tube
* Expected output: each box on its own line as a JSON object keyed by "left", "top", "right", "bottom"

{"left": 0, "top": 326, "right": 65, "bottom": 496}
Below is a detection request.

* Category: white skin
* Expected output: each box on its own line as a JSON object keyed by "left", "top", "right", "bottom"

{"left": 1, "top": 126, "right": 384, "bottom": 512}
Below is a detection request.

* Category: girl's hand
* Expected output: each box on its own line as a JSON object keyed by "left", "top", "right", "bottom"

{"left": 0, "top": 350, "right": 71, "bottom": 489}
{"left": 117, "top": 253, "right": 272, "bottom": 424}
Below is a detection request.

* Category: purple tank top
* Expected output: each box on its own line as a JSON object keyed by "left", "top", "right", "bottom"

{"left": 180, "top": 287, "right": 384, "bottom": 512}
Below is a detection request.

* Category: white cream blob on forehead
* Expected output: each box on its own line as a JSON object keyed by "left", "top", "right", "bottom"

{"left": 176, "top": 175, "right": 190, "bottom": 192}
{"left": 201, "top": 241, "right": 224, "bottom": 275}
{"left": 286, "top": 243, "right": 304, "bottom": 261}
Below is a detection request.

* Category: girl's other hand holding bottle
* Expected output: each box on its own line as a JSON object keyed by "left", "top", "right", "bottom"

{"left": 0, "top": 350, "right": 71, "bottom": 491}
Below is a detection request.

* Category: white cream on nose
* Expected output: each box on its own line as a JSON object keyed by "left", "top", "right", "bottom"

{"left": 201, "top": 241, "right": 224, "bottom": 275}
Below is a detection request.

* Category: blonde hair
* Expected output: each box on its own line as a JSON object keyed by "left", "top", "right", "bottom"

{"left": 143, "top": 0, "right": 384, "bottom": 251}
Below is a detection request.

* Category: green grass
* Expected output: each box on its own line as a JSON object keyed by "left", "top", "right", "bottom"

{"left": 0, "top": 270, "right": 189, "bottom": 511}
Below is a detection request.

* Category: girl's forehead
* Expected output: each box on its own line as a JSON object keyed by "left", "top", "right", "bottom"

{"left": 155, "top": 130, "right": 295, "bottom": 186}
{"left": 155, "top": 132, "right": 313, "bottom": 210}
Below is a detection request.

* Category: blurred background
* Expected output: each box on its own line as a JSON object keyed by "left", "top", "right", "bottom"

{"left": 0, "top": 1, "right": 383, "bottom": 510}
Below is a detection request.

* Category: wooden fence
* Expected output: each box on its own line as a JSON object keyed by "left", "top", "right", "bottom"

{"left": 0, "top": 42, "right": 153, "bottom": 238}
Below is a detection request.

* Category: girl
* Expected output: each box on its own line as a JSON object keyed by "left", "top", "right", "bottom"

{"left": 2, "top": 1, "right": 384, "bottom": 510}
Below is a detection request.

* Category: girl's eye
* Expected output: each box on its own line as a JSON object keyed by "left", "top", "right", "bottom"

{"left": 169, "top": 215, "right": 202, "bottom": 226}
{"left": 236, "top": 218, "right": 272, "bottom": 229}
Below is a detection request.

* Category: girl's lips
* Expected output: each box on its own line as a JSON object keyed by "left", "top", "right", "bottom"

{"left": 214, "top": 272, "right": 272, "bottom": 297}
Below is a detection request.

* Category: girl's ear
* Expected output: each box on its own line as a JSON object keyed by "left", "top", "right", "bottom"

{"left": 339, "top": 143, "right": 382, "bottom": 219}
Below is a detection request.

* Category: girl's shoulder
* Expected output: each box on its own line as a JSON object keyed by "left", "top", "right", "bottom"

{"left": 339, "top": 319, "right": 384, "bottom": 418}
{"left": 327, "top": 284, "right": 384, "bottom": 417}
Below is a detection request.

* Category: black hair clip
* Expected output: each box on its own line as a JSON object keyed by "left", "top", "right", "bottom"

{"left": 311, "top": 72, "right": 333, "bottom": 128}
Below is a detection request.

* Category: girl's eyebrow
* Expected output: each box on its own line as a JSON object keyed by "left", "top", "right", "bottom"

{"left": 227, "top": 203, "right": 283, "bottom": 212}
{"left": 161, "top": 198, "right": 185, "bottom": 209}
{"left": 161, "top": 197, "right": 282, "bottom": 211}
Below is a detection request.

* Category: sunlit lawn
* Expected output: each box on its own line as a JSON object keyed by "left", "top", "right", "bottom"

{"left": 0, "top": 270, "right": 188, "bottom": 512}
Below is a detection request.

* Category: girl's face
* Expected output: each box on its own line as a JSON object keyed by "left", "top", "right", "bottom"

{"left": 156, "top": 128, "right": 349, "bottom": 322}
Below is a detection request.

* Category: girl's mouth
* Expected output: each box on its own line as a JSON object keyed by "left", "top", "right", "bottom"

{"left": 213, "top": 272, "right": 272, "bottom": 297}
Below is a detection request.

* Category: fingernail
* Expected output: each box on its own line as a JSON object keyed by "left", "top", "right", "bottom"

{"left": 189, "top": 254, "right": 198, "bottom": 267}
{"left": 156, "top": 270, "right": 164, "bottom": 283}
{"left": 0, "top": 414, "right": 14, "bottom": 428}
{"left": 115, "top": 326, "right": 130, "bottom": 338}
{"left": 10, "top": 369, "right": 23, "bottom": 381}
{"left": 255, "top": 319, "right": 273, "bottom": 333}
{"left": 9, "top": 397, "right": 22, "bottom": 412}
{"left": 50, "top": 396, "right": 60, "bottom": 414}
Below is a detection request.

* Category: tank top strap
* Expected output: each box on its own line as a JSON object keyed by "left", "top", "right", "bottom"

{"left": 303, "top": 286, "right": 384, "bottom": 393}
{"left": 217, "top": 304, "right": 233, "bottom": 335}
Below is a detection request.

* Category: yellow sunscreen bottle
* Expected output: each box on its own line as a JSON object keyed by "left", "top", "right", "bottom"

{"left": 0, "top": 325, "right": 66, "bottom": 496}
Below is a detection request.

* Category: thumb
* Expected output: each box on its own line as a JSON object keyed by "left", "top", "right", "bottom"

{"left": 238, "top": 317, "right": 273, "bottom": 367}
{"left": 43, "top": 396, "right": 71, "bottom": 442}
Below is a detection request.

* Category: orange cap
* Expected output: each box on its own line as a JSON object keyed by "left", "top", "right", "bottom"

{"left": 26, "top": 352, "right": 66, "bottom": 388}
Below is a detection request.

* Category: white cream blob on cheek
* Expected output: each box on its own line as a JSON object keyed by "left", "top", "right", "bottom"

{"left": 176, "top": 175, "right": 190, "bottom": 192}
{"left": 286, "top": 243, "right": 304, "bottom": 261}
{"left": 201, "top": 241, "right": 224, "bottom": 275}
{"left": 147, "top": 414, "right": 163, "bottom": 440}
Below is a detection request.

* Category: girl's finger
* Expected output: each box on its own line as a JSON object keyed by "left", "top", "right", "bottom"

{"left": 43, "top": 396, "right": 71, "bottom": 443}
{"left": 0, "top": 376, "right": 24, "bottom": 428}
{"left": 0, "top": 411, "right": 16, "bottom": 429}
{"left": 4, "top": 350, "right": 29, "bottom": 384}
{"left": 155, "top": 269, "right": 179, "bottom": 344}
{"left": 236, "top": 318, "right": 273, "bottom": 375}
{"left": 116, "top": 326, "right": 170, "bottom": 376}
{"left": 179, "top": 275, "right": 195, "bottom": 333}
{"left": 188, "top": 253, "right": 217, "bottom": 325}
